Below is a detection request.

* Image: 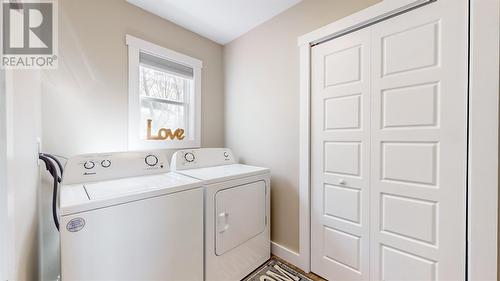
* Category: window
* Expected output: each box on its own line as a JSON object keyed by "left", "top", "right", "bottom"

{"left": 126, "top": 35, "right": 202, "bottom": 149}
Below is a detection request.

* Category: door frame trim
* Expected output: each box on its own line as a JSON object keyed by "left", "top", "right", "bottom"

{"left": 296, "top": 0, "right": 499, "bottom": 278}
{"left": 0, "top": 69, "right": 6, "bottom": 281}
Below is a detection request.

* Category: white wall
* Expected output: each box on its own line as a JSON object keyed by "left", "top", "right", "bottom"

{"left": 3, "top": 70, "right": 42, "bottom": 281}
{"left": 224, "top": 0, "right": 380, "bottom": 252}
{"left": 0, "top": 69, "right": 7, "bottom": 281}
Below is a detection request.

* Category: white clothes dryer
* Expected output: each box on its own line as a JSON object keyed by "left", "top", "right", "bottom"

{"left": 171, "top": 148, "right": 271, "bottom": 281}
{"left": 60, "top": 151, "right": 204, "bottom": 281}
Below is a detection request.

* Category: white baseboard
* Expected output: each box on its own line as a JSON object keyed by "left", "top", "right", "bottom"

{"left": 271, "top": 242, "right": 308, "bottom": 272}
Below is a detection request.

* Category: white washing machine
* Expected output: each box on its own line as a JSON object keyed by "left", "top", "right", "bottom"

{"left": 60, "top": 151, "right": 204, "bottom": 281}
{"left": 171, "top": 148, "right": 271, "bottom": 281}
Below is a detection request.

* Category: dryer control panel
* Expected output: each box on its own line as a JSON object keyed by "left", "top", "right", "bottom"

{"left": 63, "top": 150, "right": 169, "bottom": 185}
{"left": 171, "top": 148, "right": 237, "bottom": 171}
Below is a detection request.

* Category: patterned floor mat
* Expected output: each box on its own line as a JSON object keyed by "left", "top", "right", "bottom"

{"left": 243, "top": 258, "right": 313, "bottom": 281}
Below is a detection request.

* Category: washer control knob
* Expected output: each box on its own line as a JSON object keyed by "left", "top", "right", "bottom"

{"left": 83, "top": 161, "right": 95, "bottom": 170}
{"left": 184, "top": 152, "right": 195, "bottom": 162}
{"left": 223, "top": 152, "right": 229, "bottom": 158}
{"left": 145, "top": 155, "right": 158, "bottom": 167}
{"left": 101, "top": 160, "right": 111, "bottom": 168}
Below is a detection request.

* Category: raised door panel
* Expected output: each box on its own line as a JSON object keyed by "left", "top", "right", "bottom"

{"left": 311, "top": 28, "right": 371, "bottom": 281}
{"left": 381, "top": 83, "right": 438, "bottom": 129}
{"left": 324, "top": 142, "right": 361, "bottom": 176}
{"left": 381, "top": 142, "right": 438, "bottom": 186}
{"left": 381, "top": 245, "right": 437, "bottom": 281}
{"left": 324, "top": 95, "right": 361, "bottom": 130}
{"left": 324, "top": 184, "right": 360, "bottom": 224}
{"left": 382, "top": 21, "right": 439, "bottom": 76}
{"left": 325, "top": 45, "right": 362, "bottom": 87}
{"left": 370, "top": 1, "right": 468, "bottom": 280}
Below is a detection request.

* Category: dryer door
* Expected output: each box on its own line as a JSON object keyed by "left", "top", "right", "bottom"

{"left": 215, "top": 180, "right": 266, "bottom": 255}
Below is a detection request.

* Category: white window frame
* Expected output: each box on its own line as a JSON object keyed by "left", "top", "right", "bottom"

{"left": 126, "top": 34, "right": 202, "bottom": 150}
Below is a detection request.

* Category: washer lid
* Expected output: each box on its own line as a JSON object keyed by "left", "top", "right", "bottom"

{"left": 60, "top": 173, "right": 202, "bottom": 215}
{"left": 177, "top": 164, "right": 269, "bottom": 184}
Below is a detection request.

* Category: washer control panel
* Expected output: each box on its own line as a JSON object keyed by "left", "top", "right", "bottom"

{"left": 83, "top": 161, "right": 96, "bottom": 170}
{"left": 145, "top": 154, "right": 159, "bottom": 166}
{"left": 63, "top": 150, "right": 169, "bottom": 185}
{"left": 100, "top": 160, "right": 111, "bottom": 168}
{"left": 184, "top": 152, "right": 195, "bottom": 162}
{"left": 171, "top": 148, "right": 236, "bottom": 171}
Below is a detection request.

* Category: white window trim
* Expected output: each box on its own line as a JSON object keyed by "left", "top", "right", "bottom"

{"left": 294, "top": 0, "right": 499, "bottom": 278}
{"left": 126, "top": 34, "right": 202, "bottom": 150}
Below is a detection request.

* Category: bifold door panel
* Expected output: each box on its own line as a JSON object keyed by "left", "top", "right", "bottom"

{"left": 215, "top": 181, "right": 266, "bottom": 255}
{"left": 311, "top": 1, "right": 468, "bottom": 280}
{"left": 311, "top": 27, "right": 372, "bottom": 281}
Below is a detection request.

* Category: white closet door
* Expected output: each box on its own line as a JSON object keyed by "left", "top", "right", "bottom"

{"left": 311, "top": 28, "right": 371, "bottom": 280}
{"left": 369, "top": 1, "right": 468, "bottom": 280}
{"left": 311, "top": 1, "right": 468, "bottom": 280}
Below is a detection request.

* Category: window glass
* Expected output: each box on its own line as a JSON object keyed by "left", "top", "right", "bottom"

{"left": 138, "top": 58, "right": 192, "bottom": 140}
{"left": 140, "top": 100, "right": 186, "bottom": 140}
{"left": 139, "top": 65, "right": 189, "bottom": 102}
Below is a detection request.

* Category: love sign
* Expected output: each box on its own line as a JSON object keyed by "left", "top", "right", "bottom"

{"left": 146, "top": 119, "right": 185, "bottom": 140}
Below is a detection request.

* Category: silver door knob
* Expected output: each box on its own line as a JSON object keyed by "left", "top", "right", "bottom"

{"left": 338, "top": 179, "right": 346, "bottom": 185}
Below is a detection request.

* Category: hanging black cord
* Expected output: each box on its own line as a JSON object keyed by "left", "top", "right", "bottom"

{"left": 39, "top": 156, "right": 60, "bottom": 182}
{"left": 39, "top": 154, "right": 61, "bottom": 231}
{"left": 39, "top": 155, "right": 59, "bottom": 230}
{"left": 42, "top": 153, "right": 63, "bottom": 180}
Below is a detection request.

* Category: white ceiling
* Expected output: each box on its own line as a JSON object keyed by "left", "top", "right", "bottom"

{"left": 127, "top": 0, "right": 302, "bottom": 45}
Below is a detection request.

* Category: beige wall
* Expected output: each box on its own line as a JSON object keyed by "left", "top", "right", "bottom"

{"left": 224, "top": 0, "right": 381, "bottom": 252}
{"left": 41, "top": 0, "right": 224, "bottom": 156}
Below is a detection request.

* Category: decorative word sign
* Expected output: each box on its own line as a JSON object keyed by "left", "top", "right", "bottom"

{"left": 146, "top": 119, "right": 185, "bottom": 140}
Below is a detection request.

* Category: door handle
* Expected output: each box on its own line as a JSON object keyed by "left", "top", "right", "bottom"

{"left": 218, "top": 212, "right": 229, "bottom": 233}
